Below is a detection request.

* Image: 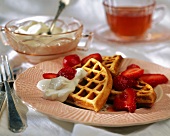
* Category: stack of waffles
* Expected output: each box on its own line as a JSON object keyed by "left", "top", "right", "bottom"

{"left": 66, "top": 55, "right": 157, "bottom": 112}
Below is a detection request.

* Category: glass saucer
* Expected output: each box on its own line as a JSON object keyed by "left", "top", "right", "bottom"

{"left": 94, "top": 24, "right": 170, "bottom": 43}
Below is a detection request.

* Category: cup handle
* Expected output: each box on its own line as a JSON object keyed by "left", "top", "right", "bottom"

{"left": 0, "top": 26, "right": 9, "bottom": 46}
{"left": 76, "top": 31, "right": 93, "bottom": 51}
{"left": 152, "top": 4, "right": 166, "bottom": 25}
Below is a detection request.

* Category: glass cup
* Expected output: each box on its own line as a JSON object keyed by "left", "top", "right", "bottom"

{"left": 103, "top": 0, "right": 166, "bottom": 41}
{"left": 0, "top": 16, "right": 93, "bottom": 64}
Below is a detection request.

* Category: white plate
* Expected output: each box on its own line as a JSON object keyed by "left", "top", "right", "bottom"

{"left": 14, "top": 57, "right": 170, "bottom": 127}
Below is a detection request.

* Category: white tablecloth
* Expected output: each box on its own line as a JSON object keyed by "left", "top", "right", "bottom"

{"left": 1, "top": 0, "right": 170, "bottom": 136}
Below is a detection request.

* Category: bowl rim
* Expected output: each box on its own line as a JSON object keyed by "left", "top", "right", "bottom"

{"left": 5, "top": 15, "right": 83, "bottom": 36}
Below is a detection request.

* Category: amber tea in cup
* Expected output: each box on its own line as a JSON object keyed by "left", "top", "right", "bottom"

{"left": 103, "top": 0, "right": 165, "bottom": 40}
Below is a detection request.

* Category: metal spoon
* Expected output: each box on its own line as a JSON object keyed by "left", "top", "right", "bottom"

{"left": 47, "top": 0, "right": 70, "bottom": 35}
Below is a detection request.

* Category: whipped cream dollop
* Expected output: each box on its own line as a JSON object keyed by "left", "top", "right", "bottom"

{"left": 15, "top": 21, "right": 63, "bottom": 35}
{"left": 37, "top": 68, "right": 87, "bottom": 102}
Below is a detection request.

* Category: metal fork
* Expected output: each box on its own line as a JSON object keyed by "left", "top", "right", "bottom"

{"left": 0, "top": 69, "right": 6, "bottom": 116}
{"left": 1, "top": 55, "right": 25, "bottom": 133}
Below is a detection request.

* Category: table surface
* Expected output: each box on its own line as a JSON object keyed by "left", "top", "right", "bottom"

{"left": 1, "top": 0, "right": 170, "bottom": 135}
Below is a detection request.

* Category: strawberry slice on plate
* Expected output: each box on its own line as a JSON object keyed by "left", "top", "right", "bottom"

{"left": 112, "top": 75, "right": 137, "bottom": 91}
{"left": 127, "top": 64, "right": 140, "bottom": 69}
{"left": 139, "top": 74, "right": 168, "bottom": 88}
{"left": 81, "top": 53, "right": 102, "bottom": 65}
{"left": 63, "top": 54, "right": 81, "bottom": 67}
{"left": 43, "top": 67, "right": 77, "bottom": 80}
{"left": 121, "top": 67, "right": 144, "bottom": 79}
{"left": 57, "top": 66, "right": 77, "bottom": 80}
{"left": 113, "top": 88, "right": 137, "bottom": 113}
{"left": 43, "top": 73, "right": 58, "bottom": 79}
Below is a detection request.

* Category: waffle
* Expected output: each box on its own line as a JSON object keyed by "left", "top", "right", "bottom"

{"left": 66, "top": 58, "right": 113, "bottom": 112}
{"left": 102, "top": 55, "right": 123, "bottom": 77}
{"left": 108, "top": 80, "right": 157, "bottom": 108}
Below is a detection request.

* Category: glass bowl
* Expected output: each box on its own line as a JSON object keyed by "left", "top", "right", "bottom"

{"left": 1, "top": 16, "right": 92, "bottom": 64}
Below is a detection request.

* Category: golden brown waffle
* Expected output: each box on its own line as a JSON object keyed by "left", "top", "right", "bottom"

{"left": 72, "top": 63, "right": 81, "bottom": 69}
{"left": 67, "top": 58, "right": 113, "bottom": 112}
{"left": 108, "top": 80, "right": 157, "bottom": 108}
{"left": 102, "top": 55, "right": 123, "bottom": 77}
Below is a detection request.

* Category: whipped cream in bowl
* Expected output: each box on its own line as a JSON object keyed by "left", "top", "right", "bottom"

{"left": 37, "top": 68, "right": 87, "bottom": 102}
{"left": 15, "top": 21, "right": 64, "bottom": 35}
{"left": 2, "top": 16, "right": 92, "bottom": 64}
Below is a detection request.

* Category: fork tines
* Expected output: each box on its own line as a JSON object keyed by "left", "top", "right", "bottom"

{"left": 1, "top": 55, "right": 14, "bottom": 82}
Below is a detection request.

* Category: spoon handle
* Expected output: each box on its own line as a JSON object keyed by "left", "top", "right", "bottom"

{"left": 49, "top": 1, "right": 66, "bottom": 34}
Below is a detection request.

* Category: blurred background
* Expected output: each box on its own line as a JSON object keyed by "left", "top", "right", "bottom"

{"left": 0, "top": 0, "right": 170, "bottom": 30}
{"left": 0, "top": 0, "right": 104, "bottom": 29}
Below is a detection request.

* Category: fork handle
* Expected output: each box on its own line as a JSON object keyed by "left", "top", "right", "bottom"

{"left": 4, "top": 81, "right": 25, "bottom": 133}
{"left": 0, "top": 91, "right": 6, "bottom": 114}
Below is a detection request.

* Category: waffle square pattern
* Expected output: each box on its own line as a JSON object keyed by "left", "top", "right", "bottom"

{"left": 67, "top": 58, "right": 113, "bottom": 112}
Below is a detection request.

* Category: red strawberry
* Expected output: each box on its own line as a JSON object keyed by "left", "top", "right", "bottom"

{"left": 139, "top": 74, "right": 168, "bottom": 88}
{"left": 81, "top": 53, "right": 102, "bottom": 65}
{"left": 127, "top": 64, "right": 140, "bottom": 69}
{"left": 112, "top": 75, "right": 137, "bottom": 91}
{"left": 113, "top": 88, "right": 136, "bottom": 113}
{"left": 43, "top": 73, "right": 58, "bottom": 79}
{"left": 121, "top": 67, "right": 144, "bottom": 79}
{"left": 57, "top": 66, "right": 76, "bottom": 80}
{"left": 63, "top": 54, "right": 81, "bottom": 67}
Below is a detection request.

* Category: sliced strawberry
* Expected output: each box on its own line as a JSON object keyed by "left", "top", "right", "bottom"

{"left": 121, "top": 67, "right": 144, "bottom": 79}
{"left": 43, "top": 73, "right": 58, "bottom": 79}
{"left": 113, "top": 88, "right": 136, "bottom": 113}
{"left": 112, "top": 75, "right": 137, "bottom": 91}
{"left": 139, "top": 74, "right": 168, "bottom": 88}
{"left": 63, "top": 54, "right": 81, "bottom": 67}
{"left": 57, "top": 66, "right": 77, "bottom": 80}
{"left": 127, "top": 64, "right": 140, "bottom": 69}
{"left": 81, "top": 53, "right": 102, "bottom": 66}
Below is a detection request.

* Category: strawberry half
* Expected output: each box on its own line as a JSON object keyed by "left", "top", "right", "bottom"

{"left": 127, "top": 64, "right": 140, "bottom": 69}
{"left": 63, "top": 54, "right": 81, "bottom": 67}
{"left": 113, "top": 88, "right": 136, "bottom": 113}
{"left": 43, "top": 73, "right": 58, "bottom": 79}
{"left": 121, "top": 67, "right": 144, "bottom": 79}
{"left": 57, "top": 66, "right": 76, "bottom": 80}
{"left": 81, "top": 53, "right": 102, "bottom": 66}
{"left": 112, "top": 75, "right": 137, "bottom": 91}
{"left": 139, "top": 74, "right": 168, "bottom": 88}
